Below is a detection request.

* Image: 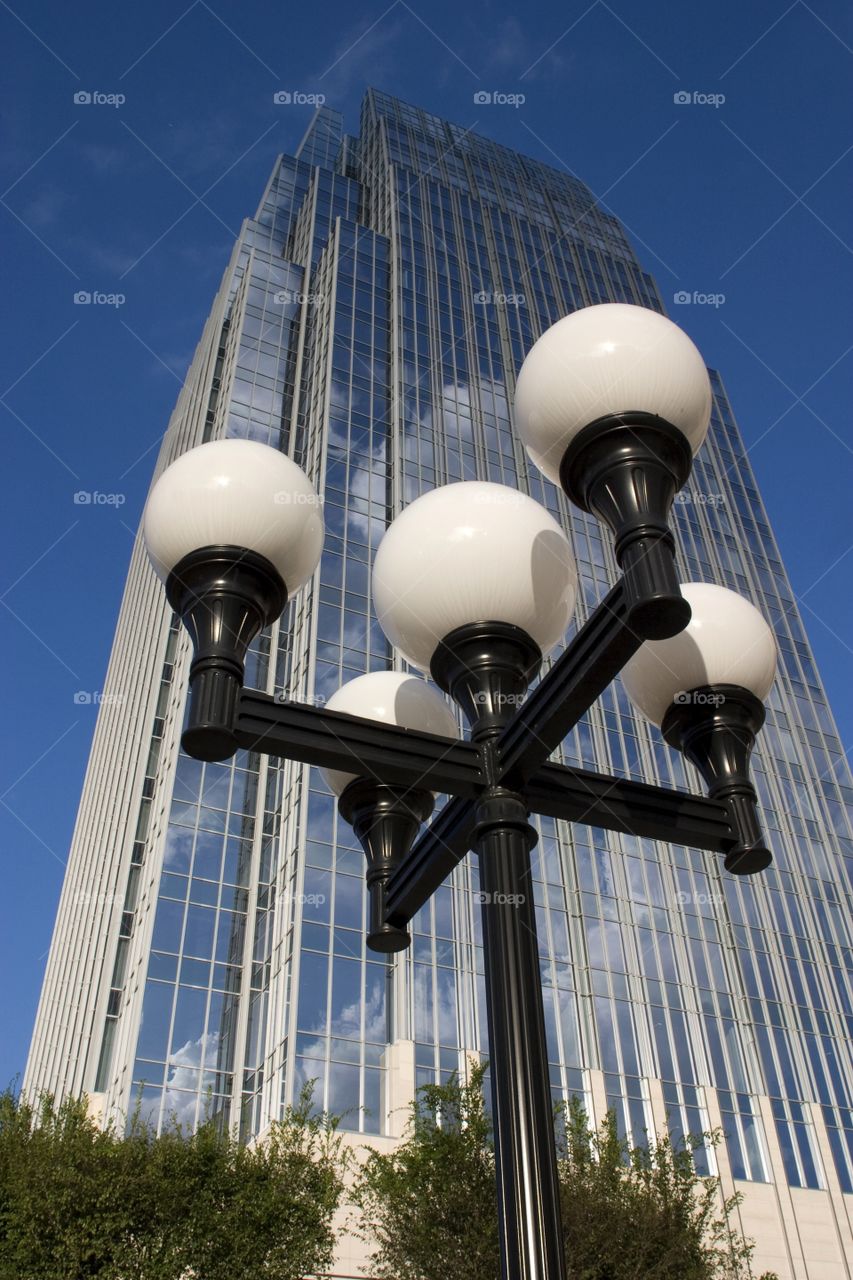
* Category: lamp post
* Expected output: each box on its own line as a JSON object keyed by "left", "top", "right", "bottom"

{"left": 143, "top": 303, "right": 778, "bottom": 1280}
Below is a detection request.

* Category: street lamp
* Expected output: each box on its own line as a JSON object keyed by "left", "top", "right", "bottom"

{"left": 514, "top": 303, "right": 711, "bottom": 636}
{"left": 320, "top": 671, "right": 459, "bottom": 954}
{"left": 144, "top": 439, "right": 324, "bottom": 760}
{"left": 143, "top": 303, "right": 778, "bottom": 1280}
{"left": 621, "top": 581, "right": 777, "bottom": 874}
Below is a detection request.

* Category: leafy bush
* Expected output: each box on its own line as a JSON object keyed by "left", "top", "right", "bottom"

{"left": 355, "top": 1064, "right": 778, "bottom": 1280}
{"left": 0, "top": 1086, "right": 345, "bottom": 1280}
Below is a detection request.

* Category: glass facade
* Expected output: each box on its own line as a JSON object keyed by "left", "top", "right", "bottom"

{"left": 27, "top": 91, "right": 853, "bottom": 1238}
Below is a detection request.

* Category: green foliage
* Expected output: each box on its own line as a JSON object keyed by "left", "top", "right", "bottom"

{"left": 557, "top": 1096, "right": 775, "bottom": 1280}
{"left": 0, "top": 1085, "right": 346, "bottom": 1280}
{"left": 353, "top": 1061, "right": 498, "bottom": 1280}
{"left": 354, "top": 1067, "right": 778, "bottom": 1280}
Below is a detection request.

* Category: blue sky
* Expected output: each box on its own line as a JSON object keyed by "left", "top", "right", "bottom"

{"left": 1, "top": 0, "right": 851, "bottom": 1090}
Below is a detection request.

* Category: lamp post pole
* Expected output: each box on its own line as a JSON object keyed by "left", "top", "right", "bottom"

{"left": 475, "top": 789, "right": 565, "bottom": 1279}
{"left": 143, "top": 303, "right": 780, "bottom": 1280}
{"left": 429, "top": 621, "right": 569, "bottom": 1279}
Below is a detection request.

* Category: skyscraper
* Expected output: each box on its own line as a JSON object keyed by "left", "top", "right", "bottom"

{"left": 26, "top": 90, "right": 853, "bottom": 1276}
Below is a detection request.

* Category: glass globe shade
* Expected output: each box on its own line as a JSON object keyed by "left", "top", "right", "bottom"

{"left": 320, "top": 671, "right": 459, "bottom": 796}
{"left": 514, "top": 303, "right": 712, "bottom": 484}
{"left": 372, "top": 482, "right": 578, "bottom": 672}
{"left": 143, "top": 439, "right": 324, "bottom": 592}
{"left": 621, "top": 582, "right": 777, "bottom": 726}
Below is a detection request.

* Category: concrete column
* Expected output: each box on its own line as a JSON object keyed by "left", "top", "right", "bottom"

{"left": 85, "top": 1091, "right": 106, "bottom": 1127}
{"left": 587, "top": 1067, "right": 608, "bottom": 1129}
{"left": 380, "top": 1037, "right": 416, "bottom": 1138}
{"left": 805, "top": 1099, "right": 853, "bottom": 1277}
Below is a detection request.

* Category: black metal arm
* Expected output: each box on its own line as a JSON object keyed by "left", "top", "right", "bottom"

{"left": 230, "top": 618, "right": 761, "bottom": 930}
{"left": 383, "top": 759, "right": 738, "bottom": 926}
{"left": 496, "top": 582, "right": 643, "bottom": 785}
{"left": 170, "top": 545, "right": 766, "bottom": 899}
{"left": 382, "top": 794, "right": 479, "bottom": 926}
{"left": 233, "top": 689, "right": 483, "bottom": 796}
{"left": 526, "top": 761, "right": 736, "bottom": 851}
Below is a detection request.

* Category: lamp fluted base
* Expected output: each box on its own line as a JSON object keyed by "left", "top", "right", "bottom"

{"left": 430, "top": 622, "right": 542, "bottom": 742}
{"left": 338, "top": 779, "right": 434, "bottom": 953}
{"left": 662, "top": 684, "right": 771, "bottom": 874}
{"left": 166, "top": 545, "right": 287, "bottom": 761}
{"left": 560, "top": 413, "right": 693, "bottom": 640}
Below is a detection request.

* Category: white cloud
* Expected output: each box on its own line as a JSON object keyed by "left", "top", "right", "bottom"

{"left": 161, "top": 1030, "right": 222, "bottom": 1128}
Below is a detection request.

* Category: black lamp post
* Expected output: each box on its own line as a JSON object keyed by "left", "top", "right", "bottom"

{"left": 144, "top": 303, "right": 778, "bottom": 1280}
